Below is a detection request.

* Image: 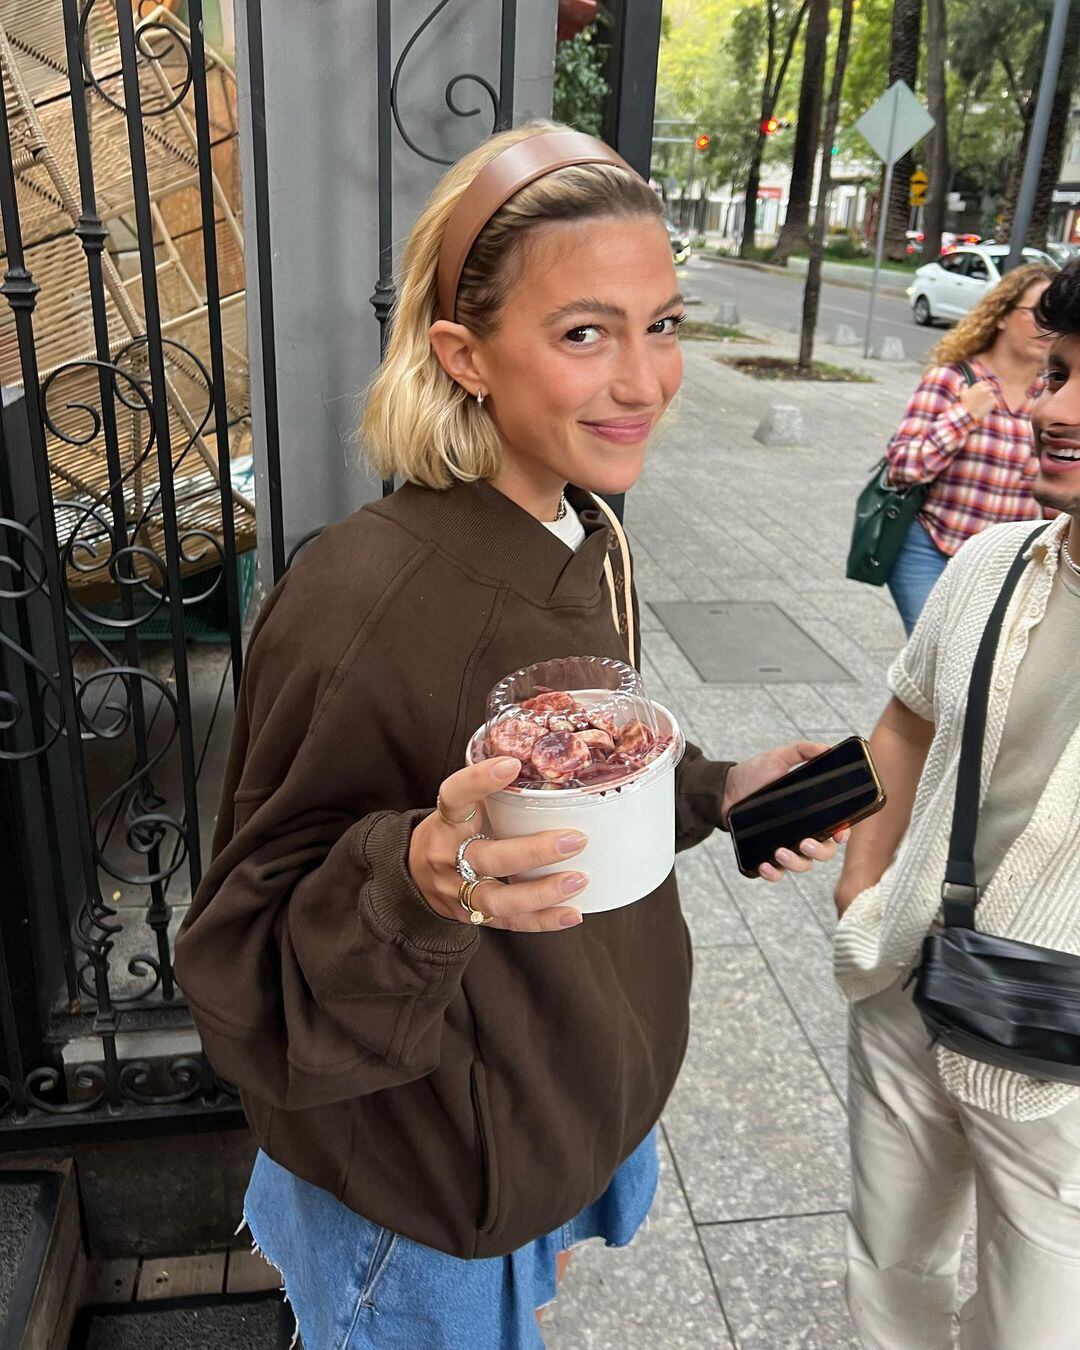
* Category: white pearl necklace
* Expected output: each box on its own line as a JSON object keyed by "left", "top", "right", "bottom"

{"left": 1063, "top": 531, "right": 1080, "bottom": 578}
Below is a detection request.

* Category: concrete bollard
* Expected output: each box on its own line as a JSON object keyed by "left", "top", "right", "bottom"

{"left": 713, "top": 301, "right": 740, "bottom": 326}
{"left": 873, "top": 336, "right": 906, "bottom": 361}
{"left": 834, "top": 323, "right": 861, "bottom": 348}
{"left": 753, "top": 403, "right": 805, "bottom": 447}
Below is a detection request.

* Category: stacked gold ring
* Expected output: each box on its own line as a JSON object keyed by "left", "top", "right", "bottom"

{"left": 458, "top": 875, "right": 499, "bottom": 925}
{"left": 437, "top": 795, "right": 477, "bottom": 827}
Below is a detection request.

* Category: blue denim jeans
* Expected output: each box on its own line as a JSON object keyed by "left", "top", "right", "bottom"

{"left": 243, "top": 1128, "right": 659, "bottom": 1350}
{"left": 887, "top": 518, "right": 950, "bottom": 637}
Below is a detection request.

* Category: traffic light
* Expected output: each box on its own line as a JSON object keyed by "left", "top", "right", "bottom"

{"left": 761, "top": 117, "right": 781, "bottom": 136}
{"left": 695, "top": 133, "right": 711, "bottom": 152}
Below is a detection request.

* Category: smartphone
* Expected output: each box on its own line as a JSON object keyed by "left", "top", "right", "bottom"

{"left": 727, "top": 736, "right": 886, "bottom": 878}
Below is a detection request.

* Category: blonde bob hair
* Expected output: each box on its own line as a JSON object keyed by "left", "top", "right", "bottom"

{"left": 928, "top": 261, "right": 1056, "bottom": 367}
{"left": 361, "top": 121, "right": 663, "bottom": 489}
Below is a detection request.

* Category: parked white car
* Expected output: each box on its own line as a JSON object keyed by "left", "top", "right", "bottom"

{"left": 908, "top": 243, "right": 1058, "bottom": 326}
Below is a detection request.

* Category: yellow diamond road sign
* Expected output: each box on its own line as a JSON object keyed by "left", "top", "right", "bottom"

{"left": 910, "top": 169, "right": 928, "bottom": 206}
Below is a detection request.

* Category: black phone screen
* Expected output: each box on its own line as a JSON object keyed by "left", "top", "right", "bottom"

{"left": 728, "top": 737, "right": 883, "bottom": 876}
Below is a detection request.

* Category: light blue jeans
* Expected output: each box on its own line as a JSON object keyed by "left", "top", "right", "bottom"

{"left": 887, "top": 518, "right": 950, "bottom": 637}
{"left": 243, "top": 1127, "right": 659, "bottom": 1349}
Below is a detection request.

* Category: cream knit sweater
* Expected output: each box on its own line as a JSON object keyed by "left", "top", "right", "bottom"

{"left": 834, "top": 514, "right": 1080, "bottom": 1121}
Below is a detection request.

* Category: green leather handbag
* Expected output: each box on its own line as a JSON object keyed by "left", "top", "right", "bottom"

{"left": 846, "top": 360, "right": 976, "bottom": 586}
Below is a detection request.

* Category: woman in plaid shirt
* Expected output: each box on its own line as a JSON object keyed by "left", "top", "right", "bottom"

{"left": 886, "top": 263, "right": 1055, "bottom": 634}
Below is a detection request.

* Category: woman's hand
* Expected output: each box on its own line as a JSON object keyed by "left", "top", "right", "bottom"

{"left": 958, "top": 379, "right": 996, "bottom": 419}
{"left": 408, "top": 757, "right": 590, "bottom": 932}
{"left": 721, "top": 741, "right": 850, "bottom": 883}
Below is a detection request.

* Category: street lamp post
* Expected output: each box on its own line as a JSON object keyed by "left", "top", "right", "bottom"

{"left": 1006, "top": 0, "right": 1072, "bottom": 271}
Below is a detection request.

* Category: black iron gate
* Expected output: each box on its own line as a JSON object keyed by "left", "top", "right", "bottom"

{"left": 0, "top": 0, "right": 258, "bottom": 1144}
{"left": 0, "top": 0, "right": 661, "bottom": 1146}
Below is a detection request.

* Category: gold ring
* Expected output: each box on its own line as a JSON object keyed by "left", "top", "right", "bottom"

{"left": 437, "top": 794, "right": 477, "bottom": 827}
{"left": 458, "top": 876, "right": 497, "bottom": 925}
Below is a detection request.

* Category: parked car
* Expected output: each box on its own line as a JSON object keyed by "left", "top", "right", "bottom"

{"left": 907, "top": 243, "right": 1059, "bottom": 325}
{"left": 1046, "top": 240, "right": 1080, "bottom": 268}
{"left": 666, "top": 220, "right": 692, "bottom": 266}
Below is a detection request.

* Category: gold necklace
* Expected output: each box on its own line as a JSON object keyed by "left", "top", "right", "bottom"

{"left": 554, "top": 493, "right": 568, "bottom": 522}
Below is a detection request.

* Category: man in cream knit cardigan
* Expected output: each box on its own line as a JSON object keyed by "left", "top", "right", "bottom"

{"left": 833, "top": 260, "right": 1080, "bottom": 1350}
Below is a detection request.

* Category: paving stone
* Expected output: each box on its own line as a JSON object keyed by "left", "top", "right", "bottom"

{"left": 764, "top": 684, "right": 847, "bottom": 736}
{"left": 725, "top": 877, "right": 849, "bottom": 1053}
{"left": 675, "top": 846, "right": 753, "bottom": 949}
{"left": 663, "top": 947, "right": 849, "bottom": 1223}
{"left": 701, "top": 1212, "right": 859, "bottom": 1349}
{"left": 543, "top": 1137, "right": 732, "bottom": 1349}
{"left": 818, "top": 1043, "right": 849, "bottom": 1103}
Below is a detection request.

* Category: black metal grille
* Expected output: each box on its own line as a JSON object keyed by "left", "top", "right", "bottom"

{"left": 0, "top": 0, "right": 254, "bottom": 1141}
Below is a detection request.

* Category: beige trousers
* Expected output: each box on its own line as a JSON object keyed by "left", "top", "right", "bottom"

{"left": 845, "top": 976, "right": 1080, "bottom": 1349}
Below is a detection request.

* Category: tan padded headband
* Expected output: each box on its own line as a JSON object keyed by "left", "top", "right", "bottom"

{"left": 436, "top": 130, "right": 636, "bottom": 322}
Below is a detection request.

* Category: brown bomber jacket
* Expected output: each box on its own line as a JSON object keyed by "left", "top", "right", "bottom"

{"left": 174, "top": 479, "right": 732, "bottom": 1258}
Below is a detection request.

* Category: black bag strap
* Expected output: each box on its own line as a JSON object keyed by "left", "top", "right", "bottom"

{"left": 942, "top": 524, "right": 1051, "bottom": 926}
{"left": 956, "top": 359, "right": 978, "bottom": 388}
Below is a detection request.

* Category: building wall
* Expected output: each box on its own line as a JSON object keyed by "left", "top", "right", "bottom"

{"left": 233, "top": 2, "right": 557, "bottom": 574}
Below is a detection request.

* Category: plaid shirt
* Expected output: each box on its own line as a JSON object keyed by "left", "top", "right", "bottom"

{"left": 885, "top": 359, "right": 1043, "bottom": 556}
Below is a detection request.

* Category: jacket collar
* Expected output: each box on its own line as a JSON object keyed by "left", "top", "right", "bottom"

{"left": 367, "top": 478, "right": 613, "bottom": 605}
{"left": 1026, "top": 512, "right": 1071, "bottom": 568}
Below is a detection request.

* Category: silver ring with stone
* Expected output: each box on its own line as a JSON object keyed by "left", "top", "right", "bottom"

{"left": 455, "top": 833, "right": 489, "bottom": 884}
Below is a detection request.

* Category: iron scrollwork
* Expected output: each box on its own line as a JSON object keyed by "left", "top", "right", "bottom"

{"left": 390, "top": 0, "right": 503, "bottom": 166}
{"left": 77, "top": 0, "right": 195, "bottom": 117}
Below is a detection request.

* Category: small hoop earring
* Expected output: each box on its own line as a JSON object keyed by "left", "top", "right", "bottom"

{"left": 476, "top": 387, "right": 485, "bottom": 407}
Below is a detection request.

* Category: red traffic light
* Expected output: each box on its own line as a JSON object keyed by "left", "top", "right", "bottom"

{"left": 695, "top": 133, "right": 711, "bottom": 151}
{"left": 761, "top": 117, "right": 781, "bottom": 136}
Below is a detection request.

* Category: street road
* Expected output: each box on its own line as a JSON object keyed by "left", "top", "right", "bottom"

{"left": 676, "top": 254, "right": 939, "bottom": 363}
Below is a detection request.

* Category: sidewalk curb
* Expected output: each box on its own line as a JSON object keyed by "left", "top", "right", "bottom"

{"left": 694, "top": 252, "right": 913, "bottom": 300}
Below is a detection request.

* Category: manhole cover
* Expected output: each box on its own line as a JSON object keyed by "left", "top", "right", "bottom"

{"left": 651, "top": 601, "right": 853, "bottom": 684}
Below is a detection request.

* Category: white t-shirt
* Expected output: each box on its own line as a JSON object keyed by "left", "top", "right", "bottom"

{"left": 544, "top": 504, "right": 586, "bottom": 553}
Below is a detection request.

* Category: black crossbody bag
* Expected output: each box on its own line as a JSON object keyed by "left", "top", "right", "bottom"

{"left": 911, "top": 523, "right": 1080, "bottom": 1085}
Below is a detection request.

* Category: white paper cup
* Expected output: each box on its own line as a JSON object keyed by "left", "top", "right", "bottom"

{"left": 467, "top": 702, "right": 683, "bottom": 914}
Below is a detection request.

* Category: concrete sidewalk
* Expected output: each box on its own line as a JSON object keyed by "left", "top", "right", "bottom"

{"left": 544, "top": 327, "right": 926, "bottom": 1347}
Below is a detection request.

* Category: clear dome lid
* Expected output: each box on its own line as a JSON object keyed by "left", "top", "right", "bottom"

{"left": 471, "top": 656, "right": 675, "bottom": 793}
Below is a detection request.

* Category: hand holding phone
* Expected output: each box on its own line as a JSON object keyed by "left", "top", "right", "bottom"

{"left": 727, "top": 737, "right": 886, "bottom": 879}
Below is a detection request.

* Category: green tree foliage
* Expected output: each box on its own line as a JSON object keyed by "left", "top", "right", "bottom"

{"left": 837, "top": 0, "right": 1068, "bottom": 237}
{"left": 655, "top": 0, "right": 791, "bottom": 216}
{"left": 553, "top": 25, "right": 609, "bottom": 136}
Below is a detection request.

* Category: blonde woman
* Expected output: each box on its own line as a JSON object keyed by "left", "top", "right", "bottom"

{"left": 174, "top": 123, "right": 846, "bottom": 1348}
{"left": 885, "top": 262, "right": 1056, "bottom": 634}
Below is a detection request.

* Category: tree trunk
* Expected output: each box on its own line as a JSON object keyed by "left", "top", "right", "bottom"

{"left": 1029, "top": 4, "right": 1080, "bottom": 246}
{"left": 771, "top": 0, "right": 829, "bottom": 264}
{"left": 740, "top": 132, "right": 767, "bottom": 256}
{"left": 884, "top": 0, "right": 921, "bottom": 262}
{"left": 996, "top": 117, "right": 1030, "bottom": 242}
{"left": 921, "top": 0, "right": 948, "bottom": 261}
{"left": 995, "top": 13, "right": 1053, "bottom": 243}
{"left": 799, "top": 0, "right": 855, "bottom": 367}
{"left": 739, "top": 0, "right": 810, "bottom": 258}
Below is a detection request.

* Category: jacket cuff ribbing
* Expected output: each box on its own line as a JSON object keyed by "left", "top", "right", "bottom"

{"left": 358, "top": 809, "right": 479, "bottom": 957}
